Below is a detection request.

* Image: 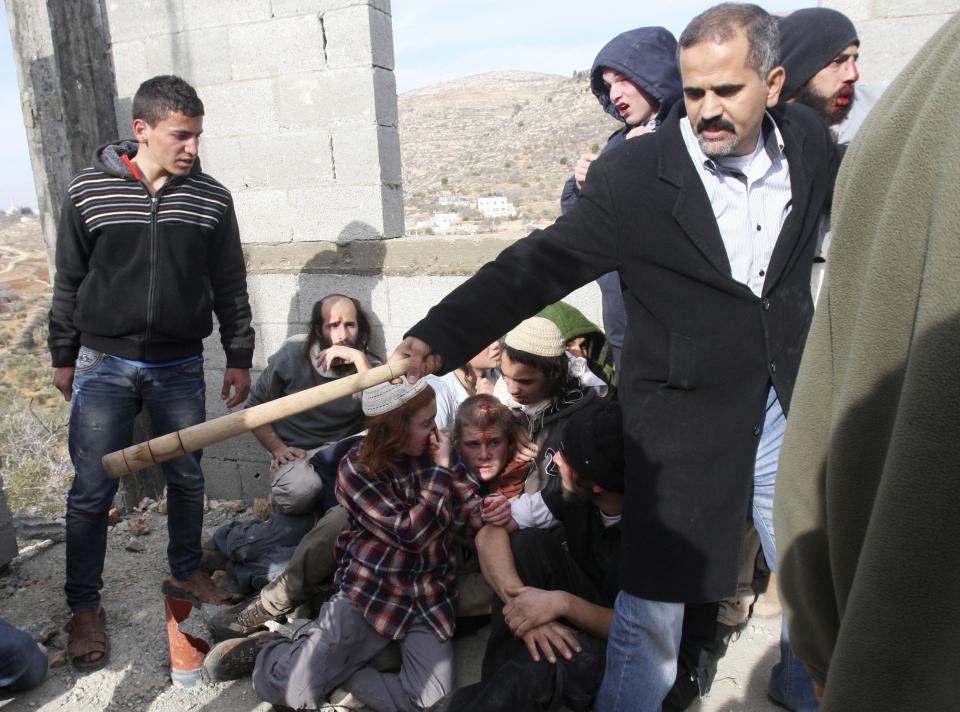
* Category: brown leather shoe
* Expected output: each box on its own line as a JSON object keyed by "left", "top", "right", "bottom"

{"left": 163, "top": 570, "right": 238, "bottom": 606}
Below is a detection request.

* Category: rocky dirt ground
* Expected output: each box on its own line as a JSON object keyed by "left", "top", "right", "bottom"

{"left": 1, "top": 502, "right": 787, "bottom": 712}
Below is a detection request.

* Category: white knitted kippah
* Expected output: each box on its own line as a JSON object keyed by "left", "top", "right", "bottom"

{"left": 362, "top": 376, "right": 431, "bottom": 416}
{"left": 504, "top": 316, "right": 565, "bottom": 357}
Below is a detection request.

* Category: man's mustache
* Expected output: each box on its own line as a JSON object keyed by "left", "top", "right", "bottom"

{"left": 697, "top": 117, "right": 737, "bottom": 134}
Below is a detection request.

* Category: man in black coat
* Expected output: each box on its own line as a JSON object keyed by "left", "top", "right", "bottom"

{"left": 393, "top": 4, "right": 837, "bottom": 711}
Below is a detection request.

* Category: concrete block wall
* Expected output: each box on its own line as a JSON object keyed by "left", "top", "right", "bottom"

{"left": 104, "top": 0, "right": 403, "bottom": 248}
{"left": 824, "top": 0, "right": 960, "bottom": 84}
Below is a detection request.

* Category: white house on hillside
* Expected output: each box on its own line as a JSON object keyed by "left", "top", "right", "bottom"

{"left": 477, "top": 195, "right": 517, "bottom": 219}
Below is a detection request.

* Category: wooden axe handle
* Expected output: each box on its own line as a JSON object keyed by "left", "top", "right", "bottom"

{"left": 101, "top": 358, "right": 411, "bottom": 478}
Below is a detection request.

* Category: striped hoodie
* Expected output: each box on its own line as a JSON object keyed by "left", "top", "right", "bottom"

{"left": 48, "top": 140, "right": 254, "bottom": 368}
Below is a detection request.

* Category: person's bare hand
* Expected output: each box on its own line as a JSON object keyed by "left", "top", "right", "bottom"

{"left": 520, "top": 622, "right": 581, "bottom": 664}
{"left": 475, "top": 376, "right": 496, "bottom": 395}
{"left": 504, "top": 586, "right": 565, "bottom": 637}
{"left": 515, "top": 430, "right": 538, "bottom": 463}
{"left": 390, "top": 336, "right": 442, "bottom": 383}
{"left": 315, "top": 344, "right": 371, "bottom": 373}
{"left": 574, "top": 152, "right": 598, "bottom": 189}
{"left": 429, "top": 426, "right": 452, "bottom": 469}
{"left": 53, "top": 366, "right": 75, "bottom": 402}
{"left": 221, "top": 367, "right": 250, "bottom": 407}
{"left": 270, "top": 444, "right": 308, "bottom": 472}
{"left": 481, "top": 494, "right": 512, "bottom": 526}
{"left": 625, "top": 123, "right": 656, "bottom": 139}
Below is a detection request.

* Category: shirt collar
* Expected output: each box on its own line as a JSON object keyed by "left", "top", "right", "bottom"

{"left": 680, "top": 111, "right": 786, "bottom": 176}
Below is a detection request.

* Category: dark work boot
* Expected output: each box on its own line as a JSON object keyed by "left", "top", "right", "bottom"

{"left": 208, "top": 596, "right": 275, "bottom": 641}
{"left": 202, "top": 630, "right": 283, "bottom": 682}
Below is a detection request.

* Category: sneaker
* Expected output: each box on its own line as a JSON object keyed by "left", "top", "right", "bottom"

{"left": 319, "top": 687, "right": 370, "bottom": 711}
{"left": 208, "top": 596, "right": 275, "bottom": 641}
{"left": 202, "top": 630, "right": 283, "bottom": 682}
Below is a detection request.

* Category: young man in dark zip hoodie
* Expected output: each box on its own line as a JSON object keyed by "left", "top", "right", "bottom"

{"left": 559, "top": 26, "right": 682, "bottom": 375}
{"left": 48, "top": 75, "right": 255, "bottom": 672}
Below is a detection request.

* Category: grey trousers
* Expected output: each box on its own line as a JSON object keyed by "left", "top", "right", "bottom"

{"left": 259, "top": 504, "right": 349, "bottom": 617}
{"left": 253, "top": 593, "right": 453, "bottom": 711}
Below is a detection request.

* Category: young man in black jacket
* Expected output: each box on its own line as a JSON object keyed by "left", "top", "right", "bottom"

{"left": 48, "top": 75, "right": 255, "bottom": 672}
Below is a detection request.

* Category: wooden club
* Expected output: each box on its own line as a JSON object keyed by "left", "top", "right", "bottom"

{"left": 101, "top": 358, "right": 411, "bottom": 478}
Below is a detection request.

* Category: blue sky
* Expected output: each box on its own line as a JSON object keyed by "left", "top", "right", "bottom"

{"left": 2, "top": 0, "right": 807, "bottom": 209}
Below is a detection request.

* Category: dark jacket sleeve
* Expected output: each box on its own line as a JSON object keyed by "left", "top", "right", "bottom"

{"left": 407, "top": 157, "right": 623, "bottom": 372}
{"left": 560, "top": 175, "right": 580, "bottom": 215}
{"left": 48, "top": 193, "right": 92, "bottom": 367}
{"left": 208, "top": 198, "right": 255, "bottom": 368}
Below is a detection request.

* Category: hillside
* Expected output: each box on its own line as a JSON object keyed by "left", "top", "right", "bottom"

{"left": 398, "top": 70, "right": 620, "bottom": 226}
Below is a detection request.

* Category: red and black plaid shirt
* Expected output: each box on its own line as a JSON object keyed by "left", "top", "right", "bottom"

{"left": 334, "top": 445, "right": 480, "bottom": 641}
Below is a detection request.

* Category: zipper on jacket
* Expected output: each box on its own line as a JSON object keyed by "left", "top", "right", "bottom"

{"left": 144, "top": 189, "right": 162, "bottom": 354}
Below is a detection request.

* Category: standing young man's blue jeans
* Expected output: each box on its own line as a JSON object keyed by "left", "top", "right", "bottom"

{"left": 65, "top": 347, "right": 207, "bottom": 612}
{"left": 596, "top": 388, "right": 819, "bottom": 711}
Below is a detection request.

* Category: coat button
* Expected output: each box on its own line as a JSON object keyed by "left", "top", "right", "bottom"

{"left": 762, "top": 298, "right": 771, "bottom": 310}
{"left": 770, "top": 361, "right": 777, "bottom": 373}
{"left": 753, "top": 424, "right": 761, "bottom": 436}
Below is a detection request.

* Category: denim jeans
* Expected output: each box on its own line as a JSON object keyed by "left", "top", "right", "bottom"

{"left": 753, "top": 388, "right": 819, "bottom": 712}
{"left": 597, "top": 387, "right": 818, "bottom": 711}
{"left": 65, "top": 347, "right": 207, "bottom": 611}
{"left": 0, "top": 619, "right": 48, "bottom": 693}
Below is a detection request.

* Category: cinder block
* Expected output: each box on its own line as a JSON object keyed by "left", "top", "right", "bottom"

{"left": 247, "top": 273, "right": 301, "bottom": 324}
{"left": 145, "top": 27, "right": 233, "bottom": 89}
{"left": 381, "top": 183, "right": 404, "bottom": 238}
{"left": 271, "top": 0, "right": 391, "bottom": 18}
{"left": 181, "top": 0, "right": 272, "bottom": 30}
{"left": 287, "top": 184, "right": 390, "bottom": 242}
{"left": 110, "top": 40, "right": 148, "bottom": 99}
{"left": 204, "top": 368, "right": 233, "bottom": 418}
{"left": 114, "top": 96, "right": 133, "bottom": 136}
{"left": 198, "top": 79, "right": 280, "bottom": 139}
{"left": 104, "top": 0, "right": 186, "bottom": 43}
{"left": 295, "top": 273, "right": 390, "bottom": 324}
{"left": 323, "top": 4, "right": 394, "bottom": 70}
{"left": 379, "top": 326, "right": 408, "bottom": 355}
{"left": 382, "top": 275, "right": 466, "bottom": 333}
{"left": 234, "top": 188, "right": 293, "bottom": 243}
{"left": 869, "top": 0, "right": 957, "bottom": 19}
{"left": 255, "top": 322, "right": 300, "bottom": 366}
{"left": 240, "top": 466, "right": 272, "bottom": 501}
{"left": 202, "top": 459, "right": 244, "bottom": 500}
{"left": 854, "top": 15, "right": 949, "bottom": 84}
{"left": 330, "top": 124, "right": 401, "bottom": 184}
{"left": 245, "top": 132, "right": 334, "bottom": 190}
{"left": 229, "top": 15, "right": 326, "bottom": 81}
{"left": 276, "top": 67, "right": 396, "bottom": 131}
{"left": 198, "top": 136, "right": 264, "bottom": 194}
{"left": 206, "top": 431, "right": 266, "bottom": 464}
{"left": 203, "top": 331, "right": 227, "bottom": 370}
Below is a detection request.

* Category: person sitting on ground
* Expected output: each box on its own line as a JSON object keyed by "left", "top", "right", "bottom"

{"left": 453, "top": 394, "right": 531, "bottom": 501}
{"left": 493, "top": 316, "right": 605, "bottom": 502}
{"left": 209, "top": 344, "right": 507, "bottom": 640}
{"left": 204, "top": 379, "right": 505, "bottom": 712}
{"left": 209, "top": 294, "right": 381, "bottom": 593}
{"left": 538, "top": 301, "right": 616, "bottom": 386}
{"left": 0, "top": 618, "right": 48, "bottom": 694}
{"left": 449, "top": 399, "right": 625, "bottom": 711}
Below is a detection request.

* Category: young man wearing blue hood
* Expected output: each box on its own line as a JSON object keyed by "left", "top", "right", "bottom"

{"left": 560, "top": 27, "right": 682, "bottom": 374}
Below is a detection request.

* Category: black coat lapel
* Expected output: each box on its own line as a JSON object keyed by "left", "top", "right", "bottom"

{"left": 658, "top": 112, "right": 734, "bottom": 280}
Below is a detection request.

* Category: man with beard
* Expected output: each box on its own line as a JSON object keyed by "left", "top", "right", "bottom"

{"left": 779, "top": 7, "right": 884, "bottom": 146}
{"left": 392, "top": 5, "right": 840, "bottom": 710}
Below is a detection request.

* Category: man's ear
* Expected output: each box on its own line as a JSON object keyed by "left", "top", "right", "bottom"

{"left": 132, "top": 117, "right": 150, "bottom": 142}
{"left": 765, "top": 65, "right": 786, "bottom": 107}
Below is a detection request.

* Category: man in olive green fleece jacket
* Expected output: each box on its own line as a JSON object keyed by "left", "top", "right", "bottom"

{"left": 774, "top": 13, "right": 960, "bottom": 711}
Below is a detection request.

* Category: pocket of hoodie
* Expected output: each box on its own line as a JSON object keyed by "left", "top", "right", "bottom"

{"left": 664, "top": 332, "right": 695, "bottom": 390}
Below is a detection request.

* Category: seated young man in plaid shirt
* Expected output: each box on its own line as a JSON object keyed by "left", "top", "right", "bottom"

{"left": 210, "top": 377, "right": 509, "bottom": 710}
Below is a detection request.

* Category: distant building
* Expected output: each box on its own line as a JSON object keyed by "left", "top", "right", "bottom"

{"left": 432, "top": 212, "right": 461, "bottom": 229}
{"left": 477, "top": 195, "right": 517, "bottom": 219}
{"left": 437, "top": 194, "right": 472, "bottom": 208}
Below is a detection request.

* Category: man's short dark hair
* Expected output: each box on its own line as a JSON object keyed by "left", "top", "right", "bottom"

{"left": 132, "top": 75, "right": 204, "bottom": 126}
{"left": 503, "top": 344, "right": 568, "bottom": 401}
{"left": 678, "top": 3, "right": 779, "bottom": 79}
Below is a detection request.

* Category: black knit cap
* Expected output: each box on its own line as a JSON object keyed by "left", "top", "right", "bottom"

{"left": 779, "top": 8, "right": 859, "bottom": 100}
{"left": 560, "top": 400, "right": 625, "bottom": 493}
